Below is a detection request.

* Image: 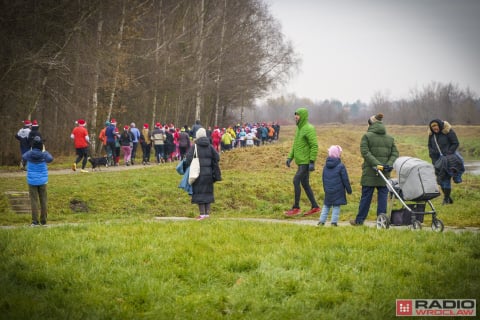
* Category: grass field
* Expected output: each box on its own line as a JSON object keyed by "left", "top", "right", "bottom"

{"left": 0, "top": 124, "right": 479, "bottom": 319}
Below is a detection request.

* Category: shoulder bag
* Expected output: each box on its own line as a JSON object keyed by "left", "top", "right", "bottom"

{"left": 188, "top": 144, "right": 200, "bottom": 184}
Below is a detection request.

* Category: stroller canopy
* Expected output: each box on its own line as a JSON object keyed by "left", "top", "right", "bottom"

{"left": 393, "top": 157, "right": 440, "bottom": 201}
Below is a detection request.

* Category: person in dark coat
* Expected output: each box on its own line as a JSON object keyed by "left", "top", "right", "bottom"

{"left": 22, "top": 136, "right": 53, "bottom": 226}
{"left": 318, "top": 145, "right": 352, "bottom": 226}
{"left": 350, "top": 113, "right": 399, "bottom": 226}
{"left": 184, "top": 127, "right": 220, "bottom": 220}
{"left": 428, "top": 119, "right": 463, "bottom": 204}
{"left": 15, "top": 119, "right": 32, "bottom": 170}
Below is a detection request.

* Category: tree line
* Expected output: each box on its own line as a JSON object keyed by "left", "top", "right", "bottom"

{"left": 0, "top": 0, "right": 297, "bottom": 164}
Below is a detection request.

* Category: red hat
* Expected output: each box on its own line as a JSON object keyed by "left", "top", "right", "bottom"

{"left": 32, "top": 120, "right": 39, "bottom": 127}
{"left": 114, "top": 127, "right": 119, "bottom": 133}
{"left": 143, "top": 123, "right": 149, "bottom": 129}
{"left": 124, "top": 125, "right": 129, "bottom": 130}
{"left": 155, "top": 122, "right": 161, "bottom": 128}
{"left": 110, "top": 118, "right": 117, "bottom": 125}
{"left": 23, "top": 120, "right": 31, "bottom": 126}
{"left": 78, "top": 119, "right": 86, "bottom": 126}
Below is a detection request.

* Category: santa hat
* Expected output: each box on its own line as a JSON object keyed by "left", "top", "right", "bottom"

{"left": 155, "top": 122, "right": 161, "bottom": 128}
{"left": 23, "top": 120, "right": 31, "bottom": 126}
{"left": 368, "top": 113, "right": 384, "bottom": 125}
{"left": 110, "top": 118, "right": 117, "bottom": 125}
{"left": 143, "top": 123, "right": 149, "bottom": 129}
{"left": 78, "top": 119, "right": 86, "bottom": 126}
{"left": 32, "top": 120, "right": 39, "bottom": 127}
{"left": 114, "top": 127, "right": 119, "bottom": 133}
{"left": 328, "top": 145, "right": 343, "bottom": 159}
{"left": 124, "top": 125, "right": 129, "bottom": 130}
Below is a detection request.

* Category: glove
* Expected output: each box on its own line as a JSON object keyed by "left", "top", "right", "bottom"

{"left": 286, "top": 158, "right": 292, "bottom": 167}
{"left": 376, "top": 164, "right": 384, "bottom": 171}
{"left": 383, "top": 164, "right": 393, "bottom": 172}
{"left": 309, "top": 161, "right": 315, "bottom": 171}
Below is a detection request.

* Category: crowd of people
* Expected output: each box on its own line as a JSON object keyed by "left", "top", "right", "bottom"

{"left": 15, "top": 111, "right": 464, "bottom": 226}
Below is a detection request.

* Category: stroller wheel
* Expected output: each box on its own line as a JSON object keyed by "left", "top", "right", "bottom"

{"left": 431, "top": 219, "right": 444, "bottom": 232}
{"left": 376, "top": 214, "right": 390, "bottom": 229}
{"left": 411, "top": 220, "right": 422, "bottom": 231}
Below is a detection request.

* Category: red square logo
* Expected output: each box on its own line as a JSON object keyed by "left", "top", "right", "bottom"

{"left": 396, "top": 300, "right": 413, "bottom": 316}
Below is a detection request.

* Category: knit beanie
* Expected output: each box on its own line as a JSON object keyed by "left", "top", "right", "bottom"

{"left": 328, "top": 145, "right": 342, "bottom": 158}
{"left": 368, "top": 113, "right": 384, "bottom": 125}
{"left": 32, "top": 136, "right": 43, "bottom": 150}
{"left": 196, "top": 128, "right": 207, "bottom": 139}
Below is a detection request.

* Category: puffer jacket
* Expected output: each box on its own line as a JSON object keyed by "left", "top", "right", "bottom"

{"left": 322, "top": 157, "right": 352, "bottom": 206}
{"left": 288, "top": 107, "right": 318, "bottom": 165}
{"left": 360, "top": 121, "right": 399, "bottom": 186}
{"left": 427, "top": 119, "right": 459, "bottom": 163}
{"left": 184, "top": 136, "right": 220, "bottom": 204}
{"left": 22, "top": 148, "right": 53, "bottom": 186}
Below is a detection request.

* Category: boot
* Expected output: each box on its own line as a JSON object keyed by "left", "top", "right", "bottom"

{"left": 443, "top": 188, "right": 453, "bottom": 205}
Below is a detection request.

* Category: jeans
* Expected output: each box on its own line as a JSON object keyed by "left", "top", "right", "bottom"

{"left": 293, "top": 164, "right": 318, "bottom": 209}
{"left": 355, "top": 186, "right": 388, "bottom": 224}
{"left": 29, "top": 184, "right": 48, "bottom": 225}
{"left": 319, "top": 205, "right": 341, "bottom": 224}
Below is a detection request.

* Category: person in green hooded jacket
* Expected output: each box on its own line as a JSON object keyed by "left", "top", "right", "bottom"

{"left": 285, "top": 107, "right": 321, "bottom": 217}
{"left": 350, "top": 113, "right": 399, "bottom": 225}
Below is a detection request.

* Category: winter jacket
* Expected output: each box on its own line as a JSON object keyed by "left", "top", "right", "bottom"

{"left": 179, "top": 131, "right": 190, "bottom": 148}
{"left": 105, "top": 125, "right": 117, "bottom": 143}
{"left": 288, "top": 108, "right": 318, "bottom": 165}
{"left": 360, "top": 121, "right": 399, "bottom": 186}
{"left": 22, "top": 148, "right": 53, "bottom": 186}
{"left": 119, "top": 131, "right": 133, "bottom": 147}
{"left": 322, "top": 157, "right": 352, "bottom": 206}
{"left": 427, "top": 119, "right": 459, "bottom": 163}
{"left": 184, "top": 136, "right": 220, "bottom": 204}
{"left": 15, "top": 126, "right": 31, "bottom": 150}
{"left": 151, "top": 128, "right": 165, "bottom": 145}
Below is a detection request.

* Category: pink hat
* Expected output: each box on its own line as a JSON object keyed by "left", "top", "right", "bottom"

{"left": 78, "top": 119, "right": 86, "bottom": 126}
{"left": 328, "top": 145, "right": 342, "bottom": 158}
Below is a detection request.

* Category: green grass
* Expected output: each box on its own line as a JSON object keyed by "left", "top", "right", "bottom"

{"left": 0, "top": 125, "right": 479, "bottom": 319}
{"left": 1, "top": 220, "right": 479, "bottom": 319}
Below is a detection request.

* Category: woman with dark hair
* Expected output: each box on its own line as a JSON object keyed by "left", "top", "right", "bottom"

{"left": 428, "top": 119, "right": 463, "bottom": 204}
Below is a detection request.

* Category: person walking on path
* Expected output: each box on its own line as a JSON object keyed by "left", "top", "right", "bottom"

{"left": 15, "top": 119, "right": 32, "bottom": 170}
{"left": 22, "top": 136, "right": 53, "bottom": 226}
{"left": 105, "top": 119, "right": 119, "bottom": 166}
{"left": 318, "top": 145, "right": 352, "bottom": 226}
{"left": 129, "top": 122, "right": 141, "bottom": 165}
{"left": 141, "top": 123, "right": 152, "bottom": 165}
{"left": 27, "top": 120, "right": 42, "bottom": 148}
{"left": 98, "top": 121, "right": 109, "bottom": 155}
{"left": 70, "top": 119, "right": 90, "bottom": 173}
{"left": 184, "top": 128, "right": 220, "bottom": 220}
{"left": 284, "top": 107, "right": 321, "bottom": 217}
{"left": 119, "top": 125, "right": 133, "bottom": 166}
{"left": 428, "top": 119, "right": 464, "bottom": 204}
{"left": 350, "top": 113, "right": 399, "bottom": 226}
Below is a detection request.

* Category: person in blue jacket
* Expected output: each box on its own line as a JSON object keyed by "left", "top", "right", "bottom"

{"left": 318, "top": 145, "right": 352, "bottom": 226}
{"left": 22, "top": 136, "right": 53, "bottom": 226}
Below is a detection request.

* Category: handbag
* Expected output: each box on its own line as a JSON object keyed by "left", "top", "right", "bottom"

{"left": 188, "top": 145, "right": 200, "bottom": 184}
{"left": 433, "top": 135, "right": 445, "bottom": 170}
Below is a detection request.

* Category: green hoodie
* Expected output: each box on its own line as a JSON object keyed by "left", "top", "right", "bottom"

{"left": 288, "top": 108, "right": 318, "bottom": 165}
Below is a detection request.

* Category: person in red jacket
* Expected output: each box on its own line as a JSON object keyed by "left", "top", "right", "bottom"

{"left": 70, "top": 119, "right": 90, "bottom": 172}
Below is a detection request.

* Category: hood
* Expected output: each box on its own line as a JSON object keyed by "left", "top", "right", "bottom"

{"left": 325, "top": 157, "right": 341, "bottom": 169}
{"left": 29, "top": 148, "right": 46, "bottom": 163}
{"left": 367, "top": 121, "right": 386, "bottom": 135}
{"left": 295, "top": 107, "right": 309, "bottom": 128}
{"left": 428, "top": 119, "right": 452, "bottom": 135}
{"left": 195, "top": 136, "right": 211, "bottom": 147}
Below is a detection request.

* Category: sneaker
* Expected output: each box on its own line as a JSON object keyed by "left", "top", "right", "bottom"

{"left": 303, "top": 207, "right": 321, "bottom": 216}
{"left": 317, "top": 221, "right": 325, "bottom": 226}
{"left": 284, "top": 208, "right": 301, "bottom": 216}
{"left": 349, "top": 219, "right": 363, "bottom": 226}
{"left": 72, "top": 163, "right": 77, "bottom": 171}
{"left": 80, "top": 169, "right": 89, "bottom": 173}
{"left": 196, "top": 215, "right": 209, "bottom": 220}
{"left": 31, "top": 223, "right": 40, "bottom": 227}
{"left": 331, "top": 222, "right": 338, "bottom": 227}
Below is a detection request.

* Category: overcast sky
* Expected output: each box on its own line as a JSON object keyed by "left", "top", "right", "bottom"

{"left": 266, "top": 0, "right": 480, "bottom": 103}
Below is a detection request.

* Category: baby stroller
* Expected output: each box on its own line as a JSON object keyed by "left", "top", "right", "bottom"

{"left": 375, "top": 157, "right": 444, "bottom": 232}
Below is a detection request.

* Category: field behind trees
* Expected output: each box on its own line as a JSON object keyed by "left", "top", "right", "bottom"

{"left": 0, "top": 125, "right": 479, "bottom": 319}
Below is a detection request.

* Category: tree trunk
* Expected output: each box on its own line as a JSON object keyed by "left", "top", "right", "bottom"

{"left": 194, "top": 0, "right": 205, "bottom": 121}
{"left": 94, "top": 12, "right": 104, "bottom": 154}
